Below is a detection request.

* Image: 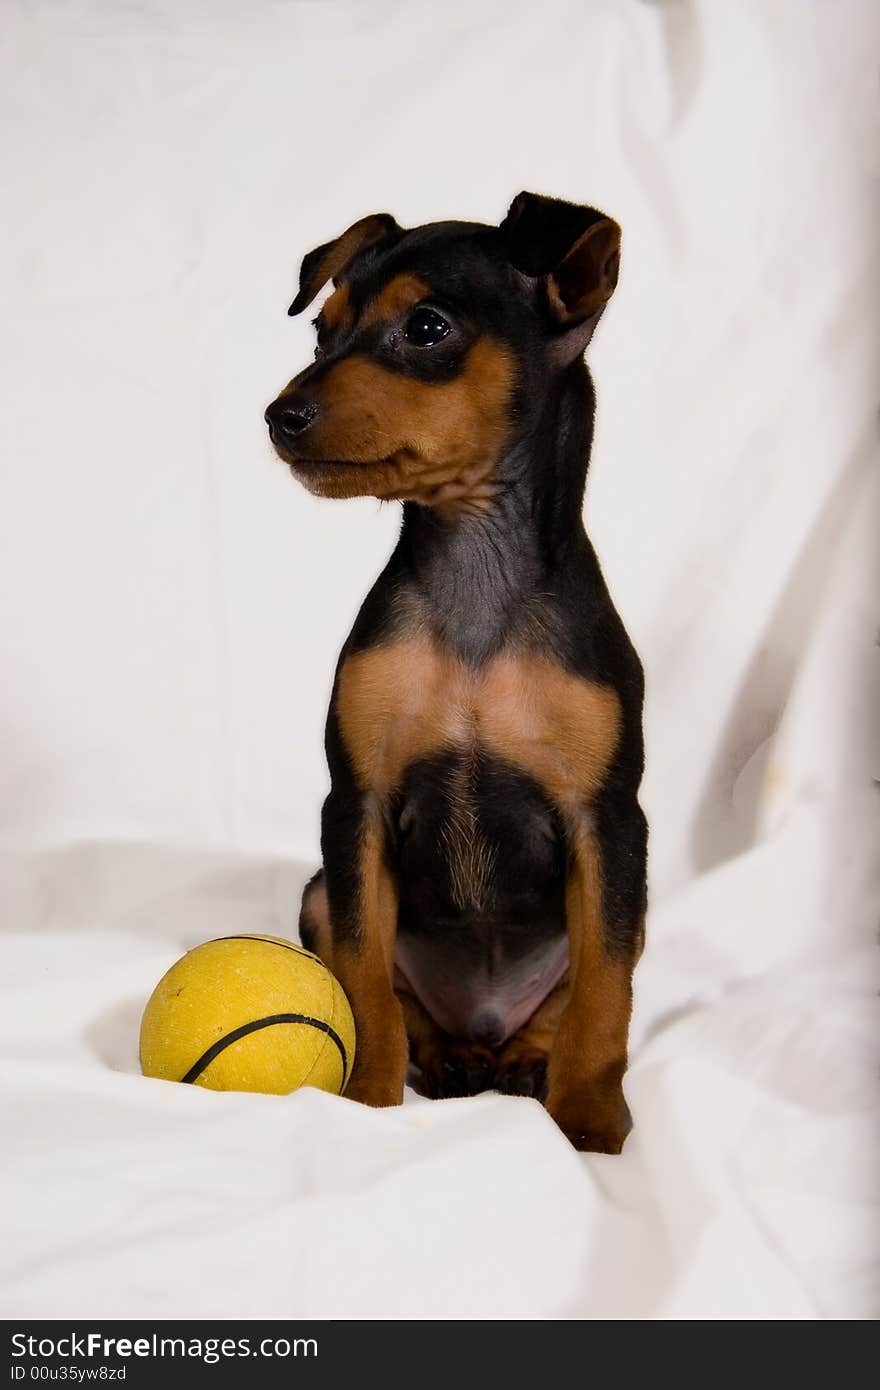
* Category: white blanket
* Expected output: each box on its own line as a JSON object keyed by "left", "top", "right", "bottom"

{"left": 1, "top": 0, "right": 877, "bottom": 1319}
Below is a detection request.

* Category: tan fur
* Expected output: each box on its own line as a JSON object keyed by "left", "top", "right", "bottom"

{"left": 360, "top": 273, "right": 429, "bottom": 329}
{"left": 280, "top": 340, "right": 514, "bottom": 516}
{"left": 336, "top": 634, "right": 621, "bottom": 818}
{"left": 545, "top": 828, "right": 634, "bottom": 1152}
{"left": 331, "top": 813, "right": 409, "bottom": 1107}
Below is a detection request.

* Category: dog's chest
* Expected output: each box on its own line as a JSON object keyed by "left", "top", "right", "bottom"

{"left": 337, "top": 635, "right": 620, "bottom": 813}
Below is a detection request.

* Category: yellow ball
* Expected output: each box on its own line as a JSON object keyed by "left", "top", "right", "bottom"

{"left": 139, "top": 934, "right": 355, "bottom": 1097}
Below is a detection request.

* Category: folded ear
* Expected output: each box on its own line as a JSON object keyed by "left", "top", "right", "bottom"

{"left": 288, "top": 212, "right": 401, "bottom": 316}
{"left": 500, "top": 191, "right": 621, "bottom": 350}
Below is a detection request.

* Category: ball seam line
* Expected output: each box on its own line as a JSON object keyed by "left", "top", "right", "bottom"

{"left": 205, "top": 935, "right": 349, "bottom": 1088}
{"left": 180, "top": 1013, "right": 349, "bottom": 1087}
{"left": 203, "top": 934, "right": 319, "bottom": 961}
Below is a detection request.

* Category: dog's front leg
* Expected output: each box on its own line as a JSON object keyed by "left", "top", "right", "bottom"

{"left": 322, "top": 791, "right": 408, "bottom": 1108}
{"left": 545, "top": 807, "right": 645, "bottom": 1153}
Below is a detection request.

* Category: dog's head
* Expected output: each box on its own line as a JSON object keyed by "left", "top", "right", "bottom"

{"left": 264, "top": 192, "right": 620, "bottom": 514}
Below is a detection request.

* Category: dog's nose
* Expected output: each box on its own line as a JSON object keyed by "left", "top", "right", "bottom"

{"left": 264, "top": 394, "right": 318, "bottom": 445}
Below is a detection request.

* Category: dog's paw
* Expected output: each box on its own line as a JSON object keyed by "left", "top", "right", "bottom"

{"left": 493, "top": 1047, "right": 548, "bottom": 1101}
{"left": 546, "top": 1087, "right": 632, "bottom": 1154}
{"left": 343, "top": 1039, "right": 408, "bottom": 1108}
{"left": 344, "top": 1073, "right": 405, "bottom": 1108}
{"left": 412, "top": 1040, "right": 496, "bottom": 1099}
{"left": 557, "top": 1124, "right": 627, "bottom": 1154}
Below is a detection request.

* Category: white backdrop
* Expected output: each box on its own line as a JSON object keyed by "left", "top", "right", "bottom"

{"left": 1, "top": 0, "right": 877, "bottom": 1320}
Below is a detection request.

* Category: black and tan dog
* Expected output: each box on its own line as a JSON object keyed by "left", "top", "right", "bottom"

{"left": 264, "top": 192, "right": 647, "bottom": 1153}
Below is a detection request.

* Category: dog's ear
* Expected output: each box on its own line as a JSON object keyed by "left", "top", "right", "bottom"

{"left": 288, "top": 213, "right": 401, "bottom": 316}
{"left": 500, "top": 191, "right": 620, "bottom": 353}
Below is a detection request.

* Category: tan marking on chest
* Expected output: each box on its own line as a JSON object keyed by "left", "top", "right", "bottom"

{"left": 336, "top": 636, "right": 620, "bottom": 814}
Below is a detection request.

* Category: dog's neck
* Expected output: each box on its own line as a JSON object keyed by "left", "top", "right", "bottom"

{"left": 395, "top": 360, "right": 598, "bottom": 664}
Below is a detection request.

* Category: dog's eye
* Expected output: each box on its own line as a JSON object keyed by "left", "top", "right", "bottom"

{"left": 404, "top": 307, "right": 450, "bottom": 347}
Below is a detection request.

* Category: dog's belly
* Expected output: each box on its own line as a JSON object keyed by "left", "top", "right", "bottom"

{"left": 395, "top": 929, "right": 569, "bottom": 1046}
